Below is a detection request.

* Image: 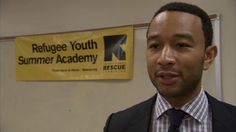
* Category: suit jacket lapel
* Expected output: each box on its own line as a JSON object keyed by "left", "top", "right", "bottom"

{"left": 125, "top": 95, "right": 156, "bottom": 132}
{"left": 125, "top": 113, "right": 151, "bottom": 132}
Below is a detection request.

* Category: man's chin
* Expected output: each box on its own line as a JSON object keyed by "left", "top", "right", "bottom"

{"left": 157, "top": 88, "right": 183, "bottom": 98}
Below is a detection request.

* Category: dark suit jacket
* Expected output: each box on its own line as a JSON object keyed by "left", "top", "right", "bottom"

{"left": 104, "top": 93, "right": 236, "bottom": 132}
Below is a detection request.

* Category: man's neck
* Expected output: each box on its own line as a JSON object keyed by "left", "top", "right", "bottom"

{"left": 165, "top": 88, "right": 202, "bottom": 109}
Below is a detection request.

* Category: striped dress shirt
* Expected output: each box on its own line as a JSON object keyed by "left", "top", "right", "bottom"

{"left": 151, "top": 89, "right": 212, "bottom": 132}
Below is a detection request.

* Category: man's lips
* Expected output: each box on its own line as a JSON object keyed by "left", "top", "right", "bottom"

{"left": 155, "top": 71, "right": 180, "bottom": 85}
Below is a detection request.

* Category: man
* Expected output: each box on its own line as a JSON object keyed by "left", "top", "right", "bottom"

{"left": 104, "top": 2, "right": 236, "bottom": 132}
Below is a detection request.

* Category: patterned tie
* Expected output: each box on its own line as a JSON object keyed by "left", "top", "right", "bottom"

{"left": 167, "top": 108, "right": 186, "bottom": 132}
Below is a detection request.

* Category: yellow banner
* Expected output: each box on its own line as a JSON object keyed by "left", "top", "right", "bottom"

{"left": 16, "top": 26, "right": 133, "bottom": 80}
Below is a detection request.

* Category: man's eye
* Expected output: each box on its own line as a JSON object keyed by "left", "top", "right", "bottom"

{"left": 176, "top": 43, "right": 191, "bottom": 48}
{"left": 149, "top": 44, "right": 161, "bottom": 49}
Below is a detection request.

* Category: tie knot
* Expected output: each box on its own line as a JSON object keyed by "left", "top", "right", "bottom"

{"left": 167, "top": 108, "right": 186, "bottom": 127}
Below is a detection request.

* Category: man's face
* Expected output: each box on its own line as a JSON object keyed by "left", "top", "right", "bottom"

{"left": 146, "top": 11, "right": 210, "bottom": 100}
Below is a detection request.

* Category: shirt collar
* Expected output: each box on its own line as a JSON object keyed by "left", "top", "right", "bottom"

{"left": 181, "top": 89, "right": 209, "bottom": 123}
{"left": 154, "top": 89, "right": 209, "bottom": 123}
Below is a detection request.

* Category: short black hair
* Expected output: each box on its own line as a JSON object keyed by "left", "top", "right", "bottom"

{"left": 147, "top": 2, "right": 213, "bottom": 48}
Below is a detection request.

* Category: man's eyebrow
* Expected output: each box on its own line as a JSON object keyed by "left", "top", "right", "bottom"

{"left": 147, "top": 33, "right": 194, "bottom": 42}
{"left": 173, "top": 33, "right": 194, "bottom": 43}
{"left": 147, "top": 34, "right": 160, "bottom": 42}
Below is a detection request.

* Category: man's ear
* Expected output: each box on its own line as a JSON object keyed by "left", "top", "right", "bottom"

{"left": 203, "top": 45, "right": 217, "bottom": 70}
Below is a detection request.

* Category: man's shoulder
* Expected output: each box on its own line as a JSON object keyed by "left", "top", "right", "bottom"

{"left": 206, "top": 92, "right": 236, "bottom": 113}
{"left": 206, "top": 92, "right": 236, "bottom": 125}
{"left": 220, "top": 100, "right": 236, "bottom": 111}
{"left": 214, "top": 98, "right": 236, "bottom": 116}
{"left": 104, "top": 95, "right": 156, "bottom": 132}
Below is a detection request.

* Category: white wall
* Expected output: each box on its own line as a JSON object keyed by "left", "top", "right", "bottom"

{"left": 0, "top": 0, "right": 236, "bottom": 132}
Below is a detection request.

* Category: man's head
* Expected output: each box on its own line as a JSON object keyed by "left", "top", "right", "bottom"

{"left": 147, "top": 2, "right": 213, "bottom": 48}
{"left": 146, "top": 2, "right": 217, "bottom": 107}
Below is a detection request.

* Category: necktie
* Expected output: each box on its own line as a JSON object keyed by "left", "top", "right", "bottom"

{"left": 167, "top": 108, "right": 186, "bottom": 132}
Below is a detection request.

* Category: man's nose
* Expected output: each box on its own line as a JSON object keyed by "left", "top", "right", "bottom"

{"left": 157, "top": 46, "right": 175, "bottom": 66}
